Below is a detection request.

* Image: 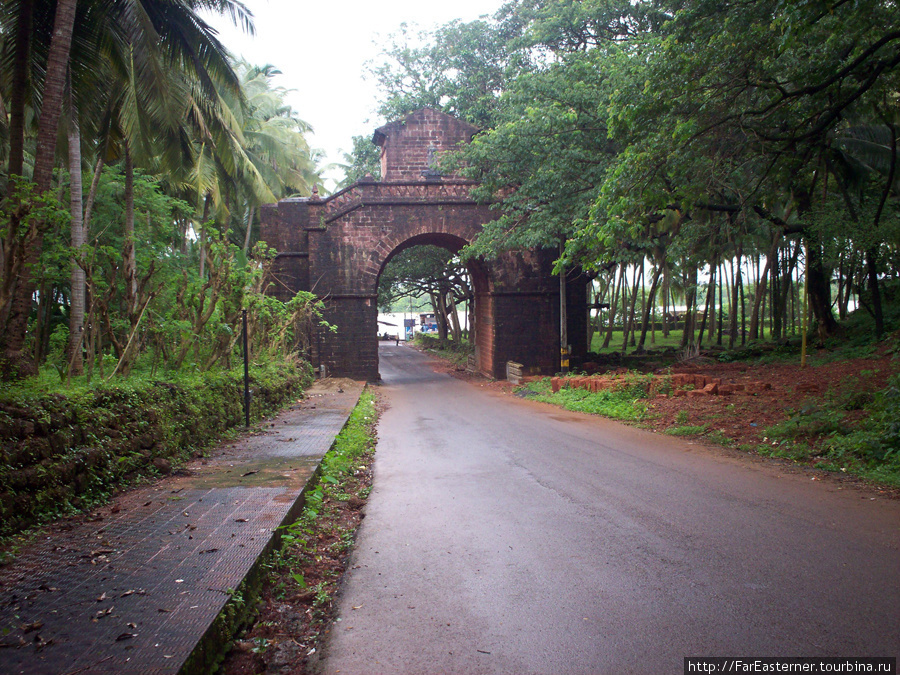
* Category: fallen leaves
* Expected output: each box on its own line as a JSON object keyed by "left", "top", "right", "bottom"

{"left": 93, "top": 606, "right": 114, "bottom": 620}
{"left": 119, "top": 589, "right": 147, "bottom": 598}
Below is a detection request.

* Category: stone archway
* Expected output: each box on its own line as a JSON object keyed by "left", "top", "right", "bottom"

{"left": 260, "top": 108, "right": 587, "bottom": 381}
{"left": 375, "top": 231, "right": 491, "bottom": 375}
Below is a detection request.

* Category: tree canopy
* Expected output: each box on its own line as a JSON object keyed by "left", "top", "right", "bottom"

{"left": 0, "top": 0, "right": 324, "bottom": 381}
{"left": 367, "top": 0, "right": 900, "bottom": 344}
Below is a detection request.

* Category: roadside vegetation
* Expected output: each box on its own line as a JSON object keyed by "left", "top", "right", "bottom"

{"left": 412, "top": 332, "right": 474, "bottom": 368}
{"left": 517, "top": 313, "right": 900, "bottom": 488}
{"left": 219, "top": 389, "right": 379, "bottom": 675}
{"left": 349, "top": 0, "right": 900, "bottom": 367}
{"left": 0, "top": 361, "right": 313, "bottom": 542}
{"left": 0, "top": 2, "right": 326, "bottom": 538}
{"left": 523, "top": 374, "right": 651, "bottom": 422}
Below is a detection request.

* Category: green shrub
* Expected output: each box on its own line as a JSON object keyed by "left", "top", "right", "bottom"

{"left": 823, "top": 374, "right": 900, "bottom": 481}
{"left": 524, "top": 378, "right": 648, "bottom": 421}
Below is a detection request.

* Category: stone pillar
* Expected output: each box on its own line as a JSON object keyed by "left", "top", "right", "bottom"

{"left": 490, "top": 291, "right": 558, "bottom": 378}
{"left": 313, "top": 295, "right": 379, "bottom": 381}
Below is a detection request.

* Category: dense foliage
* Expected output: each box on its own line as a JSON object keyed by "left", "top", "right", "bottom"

{"left": 0, "top": 0, "right": 324, "bottom": 382}
{"left": 367, "top": 0, "right": 900, "bottom": 350}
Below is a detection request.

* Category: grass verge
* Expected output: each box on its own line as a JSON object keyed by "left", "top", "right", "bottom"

{"left": 522, "top": 377, "right": 650, "bottom": 422}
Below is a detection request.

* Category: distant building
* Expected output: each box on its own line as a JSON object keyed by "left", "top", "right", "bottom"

{"left": 419, "top": 313, "right": 437, "bottom": 333}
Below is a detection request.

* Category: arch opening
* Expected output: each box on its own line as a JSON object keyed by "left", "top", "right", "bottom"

{"left": 374, "top": 233, "right": 491, "bottom": 379}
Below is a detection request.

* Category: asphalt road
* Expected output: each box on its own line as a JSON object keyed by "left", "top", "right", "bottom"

{"left": 320, "top": 344, "right": 900, "bottom": 675}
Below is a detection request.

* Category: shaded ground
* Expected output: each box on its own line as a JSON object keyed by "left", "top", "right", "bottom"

{"left": 0, "top": 381, "right": 364, "bottom": 675}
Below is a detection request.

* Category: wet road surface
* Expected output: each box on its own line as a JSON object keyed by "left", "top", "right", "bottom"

{"left": 321, "top": 344, "right": 899, "bottom": 674}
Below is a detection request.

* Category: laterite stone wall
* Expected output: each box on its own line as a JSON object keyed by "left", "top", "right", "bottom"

{"left": 260, "top": 108, "right": 588, "bottom": 381}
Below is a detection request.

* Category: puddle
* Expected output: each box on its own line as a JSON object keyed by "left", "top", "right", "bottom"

{"left": 189, "top": 456, "right": 320, "bottom": 489}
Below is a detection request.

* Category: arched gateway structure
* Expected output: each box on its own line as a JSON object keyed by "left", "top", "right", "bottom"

{"left": 260, "top": 108, "right": 587, "bottom": 381}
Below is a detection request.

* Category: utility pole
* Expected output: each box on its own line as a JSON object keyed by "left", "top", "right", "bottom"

{"left": 560, "top": 238, "right": 569, "bottom": 375}
{"left": 242, "top": 309, "right": 250, "bottom": 427}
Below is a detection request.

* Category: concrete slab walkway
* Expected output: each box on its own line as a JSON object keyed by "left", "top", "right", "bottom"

{"left": 0, "top": 379, "right": 364, "bottom": 675}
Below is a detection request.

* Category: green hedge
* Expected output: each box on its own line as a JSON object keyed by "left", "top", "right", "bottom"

{"left": 0, "top": 362, "right": 313, "bottom": 538}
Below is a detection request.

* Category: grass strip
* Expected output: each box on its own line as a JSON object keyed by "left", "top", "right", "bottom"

{"left": 218, "top": 388, "right": 380, "bottom": 675}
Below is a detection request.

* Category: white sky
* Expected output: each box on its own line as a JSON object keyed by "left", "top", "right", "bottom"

{"left": 206, "top": 0, "right": 507, "bottom": 188}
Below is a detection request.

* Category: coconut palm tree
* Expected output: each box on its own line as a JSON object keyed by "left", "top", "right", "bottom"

{"left": 0, "top": 0, "right": 254, "bottom": 375}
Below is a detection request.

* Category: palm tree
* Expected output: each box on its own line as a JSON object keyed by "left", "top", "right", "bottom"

{"left": 229, "top": 60, "right": 319, "bottom": 252}
{"left": 0, "top": 0, "right": 254, "bottom": 376}
{"left": 0, "top": 0, "right": 77, "bottom": 377}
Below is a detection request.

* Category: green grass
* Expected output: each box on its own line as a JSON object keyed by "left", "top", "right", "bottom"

{"left": 523, "top": 377, "right": 649, "bottom": 421}
{"left": 588, "top": 327, "right": 787, "bottom": 355}
{"left": 321, "top": 390, "right": 377, "bottom": 481}
{"left": 590, "top": 329, "right": 686, "bottom": 354}
{"left": 413, "top": 333, "right": 474, "bottom": 367}
{"left": 755, "top": 372, "right": 900, "bottom": 486}
{"left": 665, "top": 424, "right": 709, "bottom": 436}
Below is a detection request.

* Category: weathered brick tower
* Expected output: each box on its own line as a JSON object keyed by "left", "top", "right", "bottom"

{"left": 260, "top": 108, "right": 586, "bottom": 381}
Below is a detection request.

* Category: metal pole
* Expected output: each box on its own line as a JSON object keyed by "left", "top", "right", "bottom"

{"left": 560, "top": 238, "right": 569, "bottom": 375}
{"left": 242, "top": 309, "right": 250, "bottom": 427}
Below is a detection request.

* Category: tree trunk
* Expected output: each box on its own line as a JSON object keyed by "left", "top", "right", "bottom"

{"left": 805, "top": 235, "right": 839, "bottom": 340}
{"left": 739, "top": 257, "right": 746, "bottom": 345}
{"left": 447, "top": 293, "right": 462, "bottom": 343}
{"left": 199, "top": 196, "right": 210, "bottom": 279}
{"left": 717, "top": 262, "right": 725, "bottom": 345}
{"left": 838, "top": 250, "right": 856, "bottom": 319}
{"left": 6, "top": 0, "right": 34, "bottom": 187}
{"left": 866, "top": 248, "right": 884, "bottom": 337}
{"left": 836, "top": 251, "right": 847, "bottom": 321}
{"left": 697, "top": 271, "right": 713, "bottom": 350}
{"left": 124, "top": 144, "right": 138, "bottom": 319}
{"left": 636, "top": 265, "right": 663, "bottom": 351}
{"left": 749, "top": 235, "right": 779, "bottom": 340}
{"left": 622, "top": 264, "right": 642, "bottom": 352}
{"left": 729, "top": 255, "right": 740, "bottom": 348}
{"left": 83, "top": 156, "right": 105, "bottom": 233}
{"left": 706, "top": 264, "right": 716, "bottom": 343}
{"left": 1, "top": 0, "right": 79, "bottom": 376}
{"left": 771, "top": 244, "right": 783, "bottom": 340}
{"left": 67, "top": 102, "right": 86, "bottom": 375}
{"left": 243, "top": 205, "right": 255, "bottom": 254}
{"left": 662, "top": 266, "right": 670, "bottom": 338}
{"left": 430, "top": 292, "right": 448, "bottom": 343}
{"left": 865, "top": 117, "right": 895, "bottom": 337}
{"left": 681, "top": 267, "right": 698, "bottom": 349}
{"left": 603, "top": 265, "right": 624, "bottom": 349}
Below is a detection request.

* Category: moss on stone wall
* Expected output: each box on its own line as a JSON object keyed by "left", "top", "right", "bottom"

{"left": 0, "top": 362, "right": 313, "bottom": 538}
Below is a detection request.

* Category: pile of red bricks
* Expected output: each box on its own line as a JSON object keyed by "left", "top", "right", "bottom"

{"left": 550, "top": 376, "right": 627, "bottom": 394}
{"left": 549, "top": 372, "right": 775, "bottom": 397}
